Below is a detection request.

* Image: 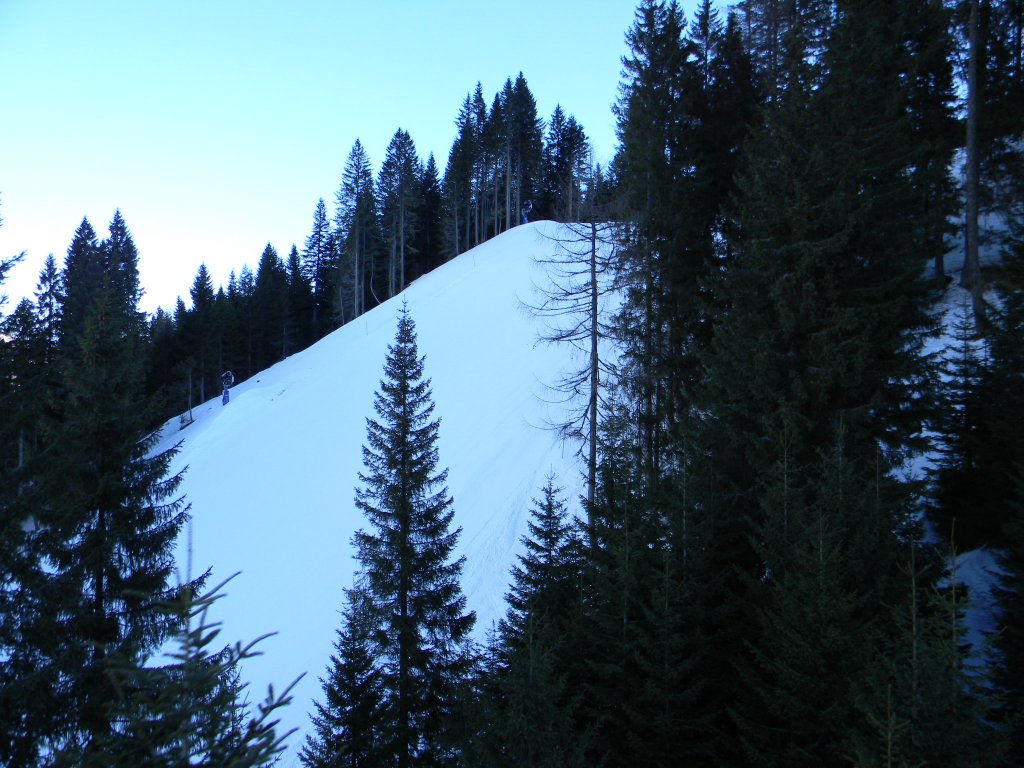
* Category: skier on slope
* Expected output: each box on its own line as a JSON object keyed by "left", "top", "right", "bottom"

{"left": 222, "top": 370, "right": 234, "bottom": 405}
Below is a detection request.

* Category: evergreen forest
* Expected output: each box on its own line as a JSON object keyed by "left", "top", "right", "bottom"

{"left": 3, "top": 0, "right": 1024, "bottom": 765}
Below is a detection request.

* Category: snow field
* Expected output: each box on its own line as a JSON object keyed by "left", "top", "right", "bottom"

{"left": 151, "top": 221, "right": 594, "bottom": 762}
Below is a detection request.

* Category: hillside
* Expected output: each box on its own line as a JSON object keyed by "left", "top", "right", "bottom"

{"left": 150, "top": 221, "right": 599, "bottom": 760}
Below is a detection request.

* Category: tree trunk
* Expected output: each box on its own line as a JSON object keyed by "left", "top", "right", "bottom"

{"left": 399, "top": 197, "right": 406, "bottom": 292}
{"left": 962, "top": 0, "right": 986, "bottom": 328}
{"left": 588, "top": 222, "right": 599, "bottom": 520}
{"left": 505, "top": 143, "right": 512, "bottom": 232}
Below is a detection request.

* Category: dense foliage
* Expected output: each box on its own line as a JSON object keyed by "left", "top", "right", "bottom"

{"left": 3, "top": 0, "right": 1024, "bottom": 764}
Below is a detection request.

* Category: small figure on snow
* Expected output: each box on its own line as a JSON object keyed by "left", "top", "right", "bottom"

{"left": 221, "top": 370, "right": 235, "bottom": 405}
{"left": 522, "top": 199, "right": 532, "bottom": 225}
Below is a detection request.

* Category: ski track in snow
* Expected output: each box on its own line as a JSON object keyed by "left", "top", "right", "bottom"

{"left": 151, "top": 222, "right": 595, "bottom": 763}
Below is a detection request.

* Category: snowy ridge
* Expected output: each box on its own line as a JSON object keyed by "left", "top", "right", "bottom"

{"left": 150, "top": 221, "right": 593, "bottom": 761}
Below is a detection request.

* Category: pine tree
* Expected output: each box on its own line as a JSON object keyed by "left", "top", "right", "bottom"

{"left": 101, "top": 210, "right": 145, "bottom": 339}
{"left": 996, "top": 473, "right": 1024, "bottom": 763}
{"left": 506, "top": 73, "right": 545, "bottom": 228}
{"left": 303, "top": 589, "right": 385, "bottom": 768}
{"left": 350, "top": 303, "right": 475, "bottom": 766}
{"left": 989, "top": 159, "right": 1024, "bottom": 760}
{"left": 60, "top": 217, "right": 103, "bottom": 346}
{"left": 379, "top": 129, "right": 422, "bottom": 299}
{"left": 612, "top": 0, "right": 709, "bottom": 486}
{"left": 930, "top": 300, "right": 996, "bottom": 548}
{"left": 10, "top": 213, "right": 194, "bottom": 759}
{"left": 475, "top": 476, "right": 585, "bottom": 768}
{"left": 286, "top": 244, "right": 316, "bottom": 351}
{"left": 303, "top": 198, "right": 336, "bottom": 337}
{"left": 539, "top": 106, "right": 589, "bottom": 222}
{"left": 336, "top": 140, "right": 382, "bottom": 323}
{"left": 414, "top": 154, "right": 443, "bottom": 276}
{"left": 441, "top": 93, "right": 479, "bottom": 260}
{"left": 252, "top": 243, "right": 289, "bottom": 370}
{"left": 81, "top": 577, "right": 297, "bottom": 767}
{"left": 185, "top": 262, "right": 219, "bottom": 404}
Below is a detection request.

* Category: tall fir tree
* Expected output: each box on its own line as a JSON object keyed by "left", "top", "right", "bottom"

{"left": 252, "top": 243, "right": 289, "bottom": 371}
{"left": 346, "top": 303, "right": 475, "bottom": 766}
{"left": 302, "top": 589, "right": 385, "bottom": 768}
{"left": 303, "top": 198, "right": 336, "bottom": 338}
{"left": 441, "top": 93, "right": 479, "bottom": 260}
{"left": 60, "top": 217, "right": 103, "bottom": 346}
{"left": 413, "top": 153, "right": 444, "bottom": 277}
{"left": 930, "top": 300, "right": 996, "bottom": 548}
{"left": 379, "top": 129, "right": 422, "bottom": 299}
{"left": 184, "top": 262, "right": 219, "bottom": 404}
{"left": 336, "top": 140, "right": 382, "bottom": 324}
{"left": 287, "top": 243, "right": 316, "bottom": 351}
{"left": 473, "top": 476, "right": 586, "bottom": 768}
{"left": 989, "top": 148, "right": 1024, "bottom": 760}
{"left": 539, "top": 106, "right": 589, "bottom": 223}
{"left": 506, "top": 73, "right": 545, "bottom": 228}
{"left": 5, "top": 214, "right": 194, "bottom": 762}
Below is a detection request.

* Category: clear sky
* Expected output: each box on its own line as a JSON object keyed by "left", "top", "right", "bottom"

{"left": 0, "top": 0, "right": 667, "bottom": 314}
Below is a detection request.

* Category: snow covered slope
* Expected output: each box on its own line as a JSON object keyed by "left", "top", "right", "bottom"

{"left": 150, "top": 221, "right": 592, "bottom": 761}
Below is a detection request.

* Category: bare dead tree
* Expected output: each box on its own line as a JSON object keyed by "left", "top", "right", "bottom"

{"left": 525, "top": 217, "right": 620, "bottom": 530}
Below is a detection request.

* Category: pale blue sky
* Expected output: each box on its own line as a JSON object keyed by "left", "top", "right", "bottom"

{"left": 1, "top": 1, "right": 686, "bottom": 313}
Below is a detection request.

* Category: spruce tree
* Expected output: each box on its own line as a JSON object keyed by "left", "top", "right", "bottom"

{"left": 286, "top": 244, "right": 316, "bottom": 351}
{"left": 930, "top": 300, "right": 995, "bottom": 548}
{"left": 612, "top": 0, "right": 709, "bottom": 485}
{"left": 379, "top": 129, "right": 422, "bottom": 299}
{"left": 303, "top": 589, "right": 385, "bottom": 768}
{"left": 185, "top": 262, "right": 219, "bottom": 403}
{"left": 252, "top": 243, "right": 289, "bottom": 369}
{"left": 60, "top": 217, "right": 103, "bottom": 346}
{"left": 83, "top": 577, "right": 297, "bottom": 767}
{"left": 303, "top": 198, "right": 335, "bottom": 337}
{"left": 9, "top": 215, "right": 196, "bottom": 761}
{"left": 506, "top": 73, "right": 544, "bottom": 228}
{"left": 413, "top": 154, "right": 443, "bottom": 276}
{"left": 539, "top": 106, "right": 589, "bottom": 222}
{"left": 336, "top": 140, "right": 382, "bottom": 323}
{"left": 57, "top": 298, "right": 188, "bottom": 751}
{"left": 990, "top": 155, "right": 1024, "bottom": 760}
{"left": 484, "top": 83, "right": 510, "bottom": 240}
{"left": 497, "top": 475, "right": 581, "bottom": 655}
{"left": 578, "top": 406, "right": 714, "bottom": 767}
{"left": 996, "top": 474, "right": 1024, "bottom": 763}
{"left": 441, "top": 93, "right": 479, "bottom": 260}
{"left": 349, "top": 303, "right": 475, "bottom": 766}
{"left": 481, "top": 478, "right": 585, "bottom": 768}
